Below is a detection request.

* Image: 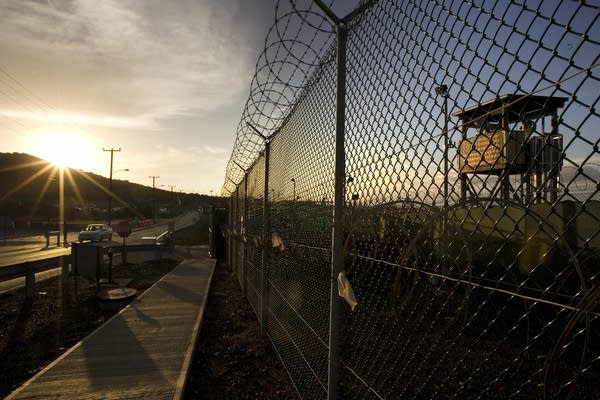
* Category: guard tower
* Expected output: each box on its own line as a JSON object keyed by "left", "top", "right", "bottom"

{"left": 453, "top": 94, "right": 567, "bottom": 204}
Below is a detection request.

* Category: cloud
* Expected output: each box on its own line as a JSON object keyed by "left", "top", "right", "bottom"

{"left": 0, "top": 0, "right": 275, "bottom": 192}
{"left": 0, "top": 0, "right": 262, "bottom": 122}
{"left": 0, "top": 108, "right": 156, "bottom": 129}
{"left": 120, "top": 143, "right": 229, "bottom": 192}
{"left": 196, "top": 145, "right": 229, "bottom": 155}
{"left": 152, "top": 144, "right": 230, "bottom": 163}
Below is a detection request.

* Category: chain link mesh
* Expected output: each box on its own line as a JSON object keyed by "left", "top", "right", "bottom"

{"left": 245, "top": 157, "right": 265, "bottom": 317}
{"left": 265, "top": 51, "right": 337, "bottom": 398}
{"left": 223, "top": 0, "right": 599, "bottom": 398}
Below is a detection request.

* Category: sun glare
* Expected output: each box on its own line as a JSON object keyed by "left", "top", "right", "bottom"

{"left": 30, "top": 131, "right": 95, "bottom": 170}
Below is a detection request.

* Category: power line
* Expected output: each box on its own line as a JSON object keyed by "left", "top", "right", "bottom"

{"left": 0, "top": 63, "right": 81, "bottom": 143}
{"left": 0, "top": 65, "right": 55, "bottom": 112}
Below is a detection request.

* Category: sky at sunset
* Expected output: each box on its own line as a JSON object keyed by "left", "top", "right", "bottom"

{"left": 0, "top": 0, "right": 275, "bottom": 194}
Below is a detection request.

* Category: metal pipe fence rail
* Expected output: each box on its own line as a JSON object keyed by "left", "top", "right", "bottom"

{"left": 222, "top": 1, "right": 600, "bottom": 399}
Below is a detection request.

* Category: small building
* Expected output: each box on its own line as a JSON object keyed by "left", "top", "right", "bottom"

{"left": 452, "top": 94, "right": 567, "bottom": 204}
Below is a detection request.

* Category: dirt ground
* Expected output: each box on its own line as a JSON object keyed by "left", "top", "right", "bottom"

{"left": 0, "top": 253, "right": 296, "bottom": 399}
{"left": 184, "top": 262, "right": 297, "bottom": 400}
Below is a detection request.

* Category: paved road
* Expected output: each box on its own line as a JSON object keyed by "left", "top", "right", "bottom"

{"left": 0, "top": 212, "right": 198, "bottom": 267}
{"left": 0, "top": 212, "right": 199, "bottom": 294}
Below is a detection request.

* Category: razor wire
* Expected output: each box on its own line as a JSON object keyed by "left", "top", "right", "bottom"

{"left": 223, "top": 0, "right": 600, "bottom": 399}
{"left": 221, "top": 0, "right": 337, "bottom": 194}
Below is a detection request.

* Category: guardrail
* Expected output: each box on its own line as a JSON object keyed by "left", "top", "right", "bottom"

{"left": 43, "top": 231, "right": 61, "bottom": 248}
{"left": 0, "top": 256, "right": 69, "bottom": 298}
{"left": 0, "top": 242, "right": 174, "bottom": 298}
{"left": 109, "top": 243, "right": 172, "bottom": 254}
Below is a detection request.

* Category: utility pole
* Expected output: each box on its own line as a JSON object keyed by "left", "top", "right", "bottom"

{"left": 103, "top": 147, "right": 121, "bottom": 227}
{"left": 149, "top": 175, "right": 160, "bottom": 223}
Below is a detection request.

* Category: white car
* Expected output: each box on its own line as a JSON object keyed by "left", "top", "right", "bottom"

{"left": 78, "top": 224, "right": 113, "bottom": 242}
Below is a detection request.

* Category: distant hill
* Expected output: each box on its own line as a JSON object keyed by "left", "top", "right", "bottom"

{"left": 0, "top": 152, "right": 223, "bottom": 223}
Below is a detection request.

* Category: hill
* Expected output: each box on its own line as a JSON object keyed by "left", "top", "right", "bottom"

{"left": 0, "top": 152, "right": 224, "bottom": 224}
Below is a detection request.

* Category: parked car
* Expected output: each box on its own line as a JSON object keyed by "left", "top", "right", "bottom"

{"left": 78, "top": 224, "right": 113, "bottom": 242}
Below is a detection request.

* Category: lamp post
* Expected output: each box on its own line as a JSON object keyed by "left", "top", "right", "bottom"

{"left": 435, "top": 84, "right": 449, "bottom": 282}
{"left": 435, "top": 84, "right": 449, "bottom": 208}
{"left": 103, "top": 147, "right": 121, "bottom": 227}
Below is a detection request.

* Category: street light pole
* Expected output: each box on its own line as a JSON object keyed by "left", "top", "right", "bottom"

{"left": 435, "top": 84, "right": 449, "bottom": 282}
{"left": 103, "top": 147, "right": 121, "bottom": 227}
{"left": 435, "top": 84, "right": 449, "bottom": 209}
{"left": 149, "top": 175, "right": 160, "bottom": 223}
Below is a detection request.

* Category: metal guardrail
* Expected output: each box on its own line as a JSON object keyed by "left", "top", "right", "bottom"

{"left": 155, "top": 230, "right": 171, "bottom": 244}
{"left": 0, "top": 256, "right": 66, "bottom": 282}
{"left": 109, "top": 243, "right": 173, "bottom": 254}
{"left": 43, "top": 231, "right": 61, "bottom": 248}
{"left": 0, "top": 255, "right": 68, "bottom": 298}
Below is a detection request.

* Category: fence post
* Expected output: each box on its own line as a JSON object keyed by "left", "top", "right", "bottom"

{"left": 233, "top": 186, "right": 239, "bottom": 276}
{"left": 227, "top": 195, "right": 232, "bottom": 268}
{"left": 328, "top": 21, "right": 347, "bottom": 400}
{"left": 247, "top": 122, "right": 272, "bottom": 336}
{"left": 25, "top": 262, "right": 35, "bottom": 298}
{"left": 436, "top": 84, "right": 450, "bottom": 280}
{"left": 261, "top": 140, "right": 271, "bottom": 335}
{"left": 62, "top": 255, "right": 70, "bottom": 283}
{"left": 243, "top": 172, "right": 249, "bottom": 298}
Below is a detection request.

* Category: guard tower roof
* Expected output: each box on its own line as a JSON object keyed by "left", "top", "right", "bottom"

{"left": 452, "top": 94, "right": 567, "bottom": 129}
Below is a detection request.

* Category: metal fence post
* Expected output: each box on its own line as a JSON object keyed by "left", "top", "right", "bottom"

{"left": 243, "top": 172, "right": 249, "bottom": 298}
{"left": 227, "top": 195, "right": 232, "bottom": 269}
{"left": 261, "top": 139, "right": 271, "bottom": 335}
{"left": 25, "top": 262, "right": 35, "bottom": 298}
{"left": 233, "top": 186, "right": 239, "bottom": 275}
{"left": 460, "top": 123, "right": 467, "bottom": 201}
{"left": 436, "top": 84, "right": 450, "bottom": 280}
{"left": 328, "top": 21, "right": 347, "bottom": 400}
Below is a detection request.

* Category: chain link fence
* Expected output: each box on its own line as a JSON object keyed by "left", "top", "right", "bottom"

{"left": 223, "top": 0, "right": 600, "bottom": 398}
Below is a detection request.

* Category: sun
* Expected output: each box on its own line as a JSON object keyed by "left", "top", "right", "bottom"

{"left": 30, "top": 130, "right": 95, "bottom": 170}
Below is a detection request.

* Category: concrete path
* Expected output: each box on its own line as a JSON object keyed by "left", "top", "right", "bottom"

{"left": 6, "top": 248, "right": 215, "bottom": 400}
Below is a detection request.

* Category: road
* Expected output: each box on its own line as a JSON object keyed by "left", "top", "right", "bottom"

{"left": 0, "top": 212, "right": 198, "bottom": 267}
{"left": 0, "top": 212, "right": 199, "bottom": 294}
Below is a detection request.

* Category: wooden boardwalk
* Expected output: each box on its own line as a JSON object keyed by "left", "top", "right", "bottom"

{"left": 6, "top": 253, "right": 215, "bottom": 400}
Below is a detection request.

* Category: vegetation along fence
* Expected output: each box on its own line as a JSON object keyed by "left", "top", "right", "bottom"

{"left": 222, "top": 1, "right": 599, "bottom": 399}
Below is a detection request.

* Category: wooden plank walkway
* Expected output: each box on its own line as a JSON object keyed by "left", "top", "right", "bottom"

{"left": 6, "top": 253, "right": 215, "bottom": 400}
